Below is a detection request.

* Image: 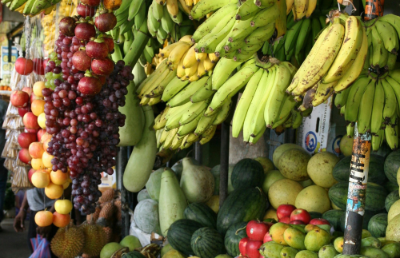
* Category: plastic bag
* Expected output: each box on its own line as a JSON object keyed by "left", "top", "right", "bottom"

{"left": 29, "top": 234, "right": 52, "bottom": 258}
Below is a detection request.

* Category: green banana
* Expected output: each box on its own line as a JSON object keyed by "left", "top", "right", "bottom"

{"left": 177, "top": 113, "right": 202, "bottom": 136}
{"left": 134, "top": 2, "right": 147, "bottom": 29}
{"left": 196, "top": 18, "right": 236, "bottom": 53}
{"left": 381, "top": 78, "right": 397, "bottom": 121}
{"left": 168, "top": 76, "right": 209, "bottom": 107}
{"left": 115, "top": 0, "right": 131, "bottom": 15}
{"left": 244, "top": 22, "right": 275, "bottom": 45}
{"left": 162, "top": 77, "right": 190, "bottom": 102}
{"left": 254, "top": 0, "right": 276, "bottom": 9}
{"left": 236, "top": 0, "right": 260, "bottom": 20}
{"left": 285, "top": 19, "right": 304, "bottom": 56}
{"left": 212, "top": 98, "right": 232, "bottom": 125}
{"left": 124, "top": 21, "right": 150, "bottom": 67}
{"left": 190, "top": 0, "right": 238, "bottom": 20}
{"left": 128, "top": 0, "right": 145, "bottom": 21}
{"left": 194, "top": 112, "right": 218, "bottom": 135}
{"left": 161, "top": 8, "right": 174, "bottom": 34}
{"left": 212, "top": 57, "right": 243, "bottom": 90}
{"left": 357, "top": 80, "right": 375, "bottom": 134}
{"left": 152, "top": 0, "right": 164, "bottom": 21}
{"left": 370, "top": 79, "right": 385, "bottom": 135}
{"left": 165, "top": 102, "right": 193, "bottom": 130}
{"left": 344, "top": 77, "right": 371, "bottom": 123}
{"left": 295, "top": 18, "right": 311, "bottom": 55}
{"left": 191, "top": 76, "right": 216, "bottom": 103}
{"left": 179, "top": 100, "right": 209, "bottom": 125}
{"left": 375, "top": 20, "right": 399, "bottom": 54}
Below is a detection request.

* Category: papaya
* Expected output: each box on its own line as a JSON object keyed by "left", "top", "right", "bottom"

{"left": 318, "top": 245, "right": 338, "bottom": 258}
{"left": 270, "top": 223, "right": 290, "bottom": 245}
{"left": 304, "top": 228, "right": 331, "bottom": 252}
{"left": 283, "top": 227, "right": 306, "bottom": 250}
{"left": 294, "top": 250, "right": 318, "bottom": 258}
{"left": 280, "top": 247, "right": 298, "bottom": 258}
{"left": 381, "top": 242, "right": 400, "bottom": 258}
{"left": 334, "top": 237, "right": 344, "bottom": 253}
{"left": 360, "top": 246, "right": 389, "bottom": 258}
{"left": 259, "top": 241, "right": 285, "bottom": 258}
{"left": 361, "top": 237, "right": 381, "bottom": 248}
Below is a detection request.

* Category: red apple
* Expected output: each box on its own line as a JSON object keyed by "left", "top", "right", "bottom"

{"left": 28, "top": 168, "right": 36, "bottom": 183}
{"left": 310, "top": 218, "right": 330, "bottom": 225}
{"left": 239, "top": 237, "right": 249, "bottom": 256}
{"left": 33, "top": 58, "right": 45, "bottom": 75}
{"left": 18, "top": 132, "right": 37, "bottom": 148}
{"left": 263, "top": 232, "right": 272, "bottom": 243}
{"left": 43, "top": 59, "right": 48, "bottom": 70}
{"left": 22, "top": 87, "right": 32, "bottom": 96}
{"left": 278, "top": 217, "right": 291, "bottom": 224}
{"left": 290, "top": 209, "right": 311, "bottom": 224}
{"left": 289, "top": 220, "right": 305, "bottom": 225}
{"left": 37, "top": 129, "right": 46, "bottom": 141}
{"left": 10, "top": 90, "right": 30, "bottom": 108}
{"left": 23, "top": 112, "right": 40, "bottom": 130}
{"left": 15, "top": 57, "right": 34, "bottom": 75}
{"left": 277, "top": 204, "right": 296, "bottom": 220}
{"left": 247, "top": 220, "right": 270, "bottom": 241}
{"left": 30, "top": 93, "right": 40, "bottom": 103}
{"left": 246, "top": 239, "right": 263, "bottom": 258}
{"left": 25, "top": 128, "right": 38, "bottom": 133}
{"left": 19, "top": 148, "right": 32, "bottom": 164}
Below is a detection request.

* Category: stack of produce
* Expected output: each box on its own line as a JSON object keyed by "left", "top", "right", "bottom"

{"left": 336, "top": 69, "right": 400, "bottom": 150}
{"left": 287, "top": 14, "right": 368, "bottom": 103}
{"left": 100, "top": 236, "right": 162, "bottom": 258}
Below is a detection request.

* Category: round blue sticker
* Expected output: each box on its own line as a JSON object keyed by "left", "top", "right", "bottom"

{"left": 305, "top": 131, "right": 317, "bottom": 152}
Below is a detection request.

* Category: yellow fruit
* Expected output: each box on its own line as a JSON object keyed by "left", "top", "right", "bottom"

{"left": 45, "top": 182, "right": 63, "bottom": 199}
{"left": 31, "top": 99, "right": 45, "bottom": 116}
{"left": 268, "top": 179, "right": 303, "bottom": 209}
{"left": 264, "top": 208, "right": 278, "bottom": 221}
{"left": 55, "top": 199, "right": 73, "bottom": 214}
{"left": 50, "top": 170, "right": 69, "bottom": 185}
{"left": 31, "top": 170, "right": 50, "bottom": 188}
{"left": 42, "top": 151, "right": 54, "bottom": 168}
{"left": 35, "top": 210, "right": 53, "bottom": 227}
{"left": 33, "top": 81, "right": 45, "bottom": 97}
{"left": 38, "top": 113, "right": 46, "bottom": 129}
{"left": 32, "top": 158, "right": 45, "bottom": 170}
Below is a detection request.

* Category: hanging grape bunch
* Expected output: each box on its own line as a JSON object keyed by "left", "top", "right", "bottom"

{"left": 43, "top": 4, "right": 131, "bottom": 214}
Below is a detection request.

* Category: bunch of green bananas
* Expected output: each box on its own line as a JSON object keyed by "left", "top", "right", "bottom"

{"left": 192, "top": 0, "right": 283, "bottom": 62}
{"left": 364, "top": 14, "right": 400, "bottom": 72}
{"left": 337, "top": 68, "right": 400, "bottom": 151}
{"left": 287, "top": 14, "right": 368, "bottom": 101}
{"left": 263, "top": 12, "right": 327, "bottom": 65}
{"left": 286, "top": 0, "right": 337, "bottom": 20}
{"left": 2, "top": 0, "right": 59, "bottom": 15}
{"left": 136, "top": 36, "right": 219, "bottom": 105}
{"left": 231, "top": 59, "right": 309, "bottom": 143}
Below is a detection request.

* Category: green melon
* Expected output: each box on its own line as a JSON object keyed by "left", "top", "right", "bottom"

{"left": 368, "top": 213, "right": 388, "bottom": 238}
{"left": 231, "top": 158, "right": 264, "bottom": 190}
{"left": 133, "top": 199, "right": 161, "bottom": 234}
{"left": 167, "top": 219, "right": 203, "bottom": 256}
{"left": 386, "top": 191, "right": 400, "bottom": 212}
{"left": 184, "top": 203, "right": 217, "bottom": 228}
{"left": 224, "top": 222, "right": 247, "bottom": 257}
{"left": 191, "top": 227, "right": 224, "bottom": 258}
{"left": 384, "top": 150, "right": 400, "bottom": 186}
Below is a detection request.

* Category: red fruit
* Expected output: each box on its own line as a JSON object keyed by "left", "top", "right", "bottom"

{"left": 76, "top": 4, "right": 96, "bottom": 17}
{"left": 72, "top": 51, "right": 92, "bottom": 71}
{"left": 22, "top": 87, "right": 32, "bottom": 96}
{"left": 91, "top": 58, "right": 114, "bottom": 76}
{"left": 43, "top": 59, "right": 48, "bottom": 70}
{"left": 97, "top": 76, "right": 106, "bottom": 85}
{"left": 30, "top": 93, "right": 40, "bottom": 104}
{"left": 290, "top": 209, "right": 311, "bottom": 224}
{"left": 310, "top": 218, "right": 330, "bottom": 225}
{"left": 19, "top": 148, "right": 32, "bottom": 164}
{"left": 246, "top": 220, "right": 270, "bottom": 241}
{"left": 33, "top": 58, "right": 45, "bottom": 75}
{"left": 263, "top": 232, "right": 272, "bottom": 243}
{"left": 95, "top": 13, "right": 117, "bottom": 32}
{"left": 11, "top": 90, "right": 30, "bottom": 108}
{"left": 25, "top": 128, "right": 38, "bottom": 134}
{"left": 78, "top": 76, "right": 102, "bottom": 95}
{"left": 81, "top": 0, "right": 100, "bottom": 6}
{"left": 289, "top": 220, "right": 305, "bottom": 225}
{"left": 18, "top": 107, "right": 31, "bottom": 117}
{"left": 18, "top": 133, "right": 37, "bottom": 149}
{"left": 74, "top": 23, "right": 96, "bottom": 41}
{"left": 102, "top": 37, "right": 114, "bottom": 52}
{"left": 278, "top": 217, "right": 291, "bottom": 224}
{"left": 239, "top": 237, "right": 249, "bottom": 256}
{"left": 37, "top": 129, "right": 46, "bottom": 142}
{"left": 28, "top": 168, "right": 36, "bottom": 183}
{"left": 246, "top": 240, "right": 263, "bottom": 258}
{"left": 23, "top": 112, "right": 40, "bottom": 130}
{"left": 59, "top": 17, "right": 77, "bottom": 36}
{"left": 15, "top": 57, "right": 34, "bottom": 75}
{"left": 86, "top": 40, "right": 109, "bottom": 59}
{"left": 277, "top": 204, "right": 296, "bottom": 220}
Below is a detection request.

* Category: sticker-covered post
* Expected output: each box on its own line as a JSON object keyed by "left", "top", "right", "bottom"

{"left": 342, "top": 125, "right": 371, "bottom": 254}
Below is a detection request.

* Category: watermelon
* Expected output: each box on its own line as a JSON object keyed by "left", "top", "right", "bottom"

{"left": 167, "top": 219, "right": 203, "bottom": 256}
{"left": 323, "top": 210, "right": 345, "bottom": 231}
{"left": 184, "top": 203, "right": 217, "bottom": 228}
{"left": 329, "top": 182, "right": 388, "bottom": 211}
{"left": 368, "top": 213, "right": 388, "bottom": 238}
{"left": 217, "top": 187, "right": 268, "bottom": 235}
{"left": 191, "top": 227, "right": 225, "bottom": 258}
{"left": 384, "top": 150, "right": 400, "bottom": 186}
{"left": 332, "top": 155, "right": 386, "bottom": 185}
{"left": 309, "top": 212, "right": 323, "bottom": 220}
{"left": 385, "top": 181, "right": 399, "bottom": 193}
{"left": 385, "top": 191, "right": 400, "bottom": 212}
{"left": 133, "top": 199, "right": 161, "bottom": 234}
{"left": 211, "top": 164, "right": 235, "bottom": 195}
{"left": 224, "top": 222, "right": 247, "bottom": 257}
{"left": 231, "top": 159, "right": 264, "bottom": 190}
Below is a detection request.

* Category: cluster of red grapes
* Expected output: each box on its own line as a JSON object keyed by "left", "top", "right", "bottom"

{"left": 43, "top": 12, "right": 128, "bottom": 214}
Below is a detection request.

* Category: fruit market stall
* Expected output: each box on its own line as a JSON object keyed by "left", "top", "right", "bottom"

{"left": 3, "top": 0, "right": 400, "bottom": 257}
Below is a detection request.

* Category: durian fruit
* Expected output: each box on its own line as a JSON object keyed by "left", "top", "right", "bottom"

{"left": 99, "top": 201, "right": 115, "bottom": 220}
{"left": 51, "top": 224, "right": 85, "bottom": 258}
{"left": 99, "top": 188, "right": 115, "bottom": 204}
{"left": 86, "top": 205, "right": 101, "bottom": 223}
{"left": 103, "top": 227, "right": 113, "bottom": 243}
{"left": 81, "top": 223, "right": 108, "bottom": 257}
{"left": 114, "top": 199, "right": 122, "bottom": 221}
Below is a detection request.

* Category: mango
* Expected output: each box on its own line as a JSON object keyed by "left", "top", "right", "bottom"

{"left": 294, "top": 250, "right": 318, "bottom": 258}
{"left": 318, "top": 245, "right": 338, "bottom": 258}
{"left": 270, "top": 223, "right": 290, "bottom": 245}
{"left": 361, "top": 229, "right": 372, "bottom": 239}
{"left": 260, "top": 241, "right": 285, "bottom": 258}
{"left": 284, "top": 227, "right": 306, "bottom": 250}
{"left": 382, "top": 242, "right": 400, "bottom": 258}
{"left": 280, "top": 247, "right": 298, "bottom": 258}
{"left": 361, "top": 237, "right": 381, "bottom": 248}
{"left": 360, "top": 246, "right": 389, "bottom": 258}
{"left": 316, "top": 224, "right": 331, "bottom": 233}
{"left": 290, "top": 224, "right": 306, "bottom": 234}
{"left": 304, "top": 228, "right": 331, "bottom": 252}
{"left": 379, "top": 237, "right": 396, "bottom": 247}
{"left": 334, "top": 237, "right": 344, "bottom": 253}
{"left": 305, "top": 224, "right": 319, "bottom": 232}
